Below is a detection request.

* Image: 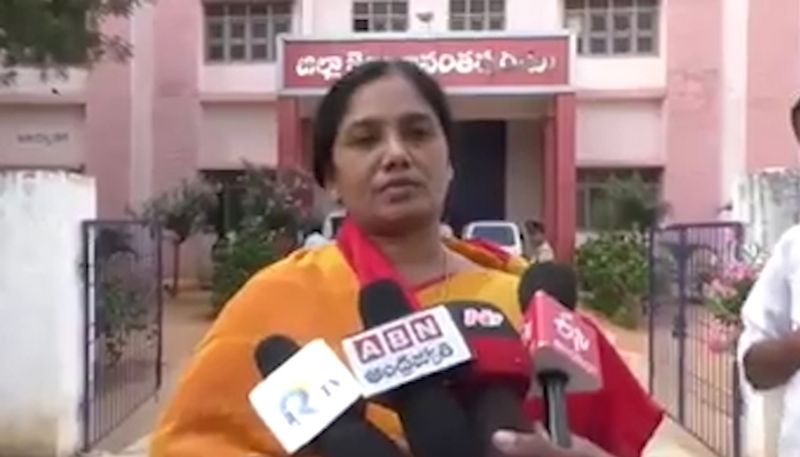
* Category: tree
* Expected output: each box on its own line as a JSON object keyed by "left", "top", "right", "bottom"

{"left": 0, "top": 0, "right": 140, "bottom": 84}
{"left": 139, "top": 178, "right": 218, "bottom": 296}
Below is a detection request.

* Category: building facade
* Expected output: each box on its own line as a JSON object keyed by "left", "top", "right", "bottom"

{"left": 1, "top": 0, "right": 799, "bottom": 260}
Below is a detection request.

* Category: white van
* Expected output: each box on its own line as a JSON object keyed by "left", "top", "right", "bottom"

{"left": 321, "top": 209, "right": 346, "bottom": 239}
{"left": 462, "top": 220, "right": 525, "bottom": 257}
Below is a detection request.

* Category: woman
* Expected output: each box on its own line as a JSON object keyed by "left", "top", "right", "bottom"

{"left": 150, "top": 60, "right": 662, "bottom": 457}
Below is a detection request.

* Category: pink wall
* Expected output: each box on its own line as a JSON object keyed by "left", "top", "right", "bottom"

{"left": 85, "top": 17, "right": 132, "bottom": 217}
{"left": 746, "top": 0, "right": 800, "bottom": 170}
{"left": 152, "top": 0, "right": 203, "bottom": 193}
{"left": 663, "top": 0, "right": 723, "bottom": 221}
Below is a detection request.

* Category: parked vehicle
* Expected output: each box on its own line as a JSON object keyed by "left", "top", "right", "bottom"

{"left": 462, "top": 220, "right": 525, "bottom": 257}
{"left": 321, "top": 209, "right": 346, "bottom": 239}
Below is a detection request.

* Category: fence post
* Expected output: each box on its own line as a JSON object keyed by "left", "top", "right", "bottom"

{"left": 154, "top": 222, "right": 164, "bottom": 391}
{"left": 675, "top": 227, "right": 689, "bottom": 425}
{"left": 647, "top": 228, "right": 656, "bottom": 395}
{"left": 733, "top": 359, "right": 743, "bottom": 457}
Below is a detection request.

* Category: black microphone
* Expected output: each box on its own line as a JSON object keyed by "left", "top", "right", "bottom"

{"left": 442, "top": 301, "right": 533, "bottom": 457}
{"left": 517, "top": 261, "right": 578, "bottom": 311}
{"left": 517, "top": 262, "right": 582, "bottom": 448}
{"left": 359, "top": 280, "right": 480, "bottom": 457}
{"left": 254, "top": 335, "right": 405, "bottom": 457}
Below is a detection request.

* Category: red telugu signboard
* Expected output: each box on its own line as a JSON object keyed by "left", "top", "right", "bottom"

{"left": 280, "top": 35, "right": 570, "bottom": 93}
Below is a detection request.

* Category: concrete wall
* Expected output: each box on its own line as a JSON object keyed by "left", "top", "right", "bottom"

{"left": 0, "top": 170, "right": 96, "bottom": 457}
{"left": 0, "top": 105, "right": 86, "bottom": 169}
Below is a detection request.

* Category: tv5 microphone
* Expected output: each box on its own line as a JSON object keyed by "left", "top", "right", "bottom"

{"left": 249, "top": 335, "right": 405, "bottom": 457}
{"left": 518, "top": 263, "right": 602, "bottom": 448}
{"left": 341, "top": 279, "right": 480, "bottom": 457}
{"left": 443, "top": 301, "right": 533, "bottom": 457}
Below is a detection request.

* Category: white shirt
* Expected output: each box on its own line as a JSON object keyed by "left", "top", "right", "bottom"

{"left": 738, "top": 225, "right": 800, "bottom": 457}
{"left": 303, "top": 232, "right": 330, "bottom": 249}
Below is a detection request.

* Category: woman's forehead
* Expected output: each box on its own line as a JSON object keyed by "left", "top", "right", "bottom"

{"left": 341, "top": 74, "right": 436, "bottom": 124}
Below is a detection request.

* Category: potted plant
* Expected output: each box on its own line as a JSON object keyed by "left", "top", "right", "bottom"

{"left": 703, "top": 251, "right": 763, "bottom": 353}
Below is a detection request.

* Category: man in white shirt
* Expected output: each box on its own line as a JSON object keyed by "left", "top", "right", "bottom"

{"left": 738, "top": 99, "right": 800, "bottom": 457}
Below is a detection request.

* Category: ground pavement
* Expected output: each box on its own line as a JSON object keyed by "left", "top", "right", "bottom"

{"left": 89, "top": 293, "right": 718, "bottom": 457}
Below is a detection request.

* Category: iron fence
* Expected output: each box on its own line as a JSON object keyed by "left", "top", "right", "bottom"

{"left": 81, "top": 219, "right": 163, "bottom": 450}
{"left": 648, "top": 222, "right": 744, "bottom": 457}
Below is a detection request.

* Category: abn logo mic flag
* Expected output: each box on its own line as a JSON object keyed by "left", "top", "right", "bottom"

{"left": 341, "top": 306, "right": 473, "bottom": 397}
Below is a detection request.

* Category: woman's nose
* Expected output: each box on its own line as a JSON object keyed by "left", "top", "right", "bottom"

{"left": 380, "top": 132, "right": 411, "bottom": 168}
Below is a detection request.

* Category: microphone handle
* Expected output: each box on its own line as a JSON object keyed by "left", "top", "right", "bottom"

{"left": 469, "top": 386, "right": 531, "bottom": 457}
{"left": 538, "top": 371, "right": 572, "bottom": 448}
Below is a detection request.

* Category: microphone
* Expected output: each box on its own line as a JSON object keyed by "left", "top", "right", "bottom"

{"left": 342, "top": 279, "right": 480, "bottom": 457}
{"left": 249, "top": 335, "right": 405, "bottom": 456}
{"left": 518, "top": 263, "right": 602, "bottom": 448}
{"left": 517, "top": 261, "right": 578, "bottom": 311}
{"left": 443, "top": 301, "right": 533, "bottom": 457}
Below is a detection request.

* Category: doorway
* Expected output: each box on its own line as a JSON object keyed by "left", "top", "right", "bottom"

{"left": 446, "top": 120, "right": 507, "bottom": 236}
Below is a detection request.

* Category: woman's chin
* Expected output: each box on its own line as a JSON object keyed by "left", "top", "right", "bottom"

{"left": 372, "top": 201, "right": 436, "bottom": 232}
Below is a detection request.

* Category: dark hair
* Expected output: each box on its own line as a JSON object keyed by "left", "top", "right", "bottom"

{"left": 792, "top": 97, "right": 800, "bottom": 139}
{"left": 312, "top": 59, "right": 454, "bottom": 186}
{"left": 525, "top": 219, "right": 545, "bottom": 233}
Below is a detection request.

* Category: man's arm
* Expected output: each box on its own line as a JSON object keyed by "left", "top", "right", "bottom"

{"left": 742, "top": 330, "right": 800, "bottom": 390}
{"left": 492, "top": 428, "right": 619, "bottom": 457}
{"left": 738, "top": 230, "right": 800, "bottom": 391}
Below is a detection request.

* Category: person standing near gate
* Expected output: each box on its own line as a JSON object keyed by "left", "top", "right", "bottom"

{"left": 738, "top": 98, "right": 800, "bottom": 457}
{"left": 524, "top": 219, "right": 555, "bottom": 262}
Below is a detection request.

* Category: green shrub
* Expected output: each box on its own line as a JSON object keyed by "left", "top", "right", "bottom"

{"left": 576, "top": 231, "right": 649, "bottom": 328}
{"left": 208, "top": 164, "right": 314, "bottom": 315}
{"left": 210, "top": 227, "right": 279, "bottom": 315}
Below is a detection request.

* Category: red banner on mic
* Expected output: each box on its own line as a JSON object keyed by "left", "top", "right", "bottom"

{"left": 523, "top": 291, "right": 602, "bottom": 395}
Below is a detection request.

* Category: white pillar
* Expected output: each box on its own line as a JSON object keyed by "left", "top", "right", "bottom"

{"left": 719, "top": 0, "right": 749, "bottom": 211}
{"left": 0, "top": 170, "right": 96, "bottom": 457}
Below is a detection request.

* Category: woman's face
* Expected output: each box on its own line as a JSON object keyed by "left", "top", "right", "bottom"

{"left": 327, "top": 73, "right": 452, "bottom": 235}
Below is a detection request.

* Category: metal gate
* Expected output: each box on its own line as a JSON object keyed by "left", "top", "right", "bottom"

{"left": 648, "top": 222, "right": 744, "bottom": 457}
{"left": 81, "top": 219, "right": 164, "bottom": 450}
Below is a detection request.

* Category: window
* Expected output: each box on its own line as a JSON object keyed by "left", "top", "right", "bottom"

{"left": 204, "top": 1, "right": 292, "bottom": 62}
{"left": 565, "top": 0, "right": 658, "bottom": 56}
{"left": 450, "top": 0, "right": 505, "bottom": 31}
{"left": 352, "top": 1, "right": 408, "bottom": 32}
{"left": 576, "top": 168, "right": 663, "bottom": 230}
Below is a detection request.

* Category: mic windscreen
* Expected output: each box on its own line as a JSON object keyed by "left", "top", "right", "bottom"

{"left": 317, "top": 421, "right": 407, "bottom": 457}
{"left": 254, "top": 335, "right": 300, "bottom": 376}
{"left": 443, "top": 301, "right": 531, "bottom": 393}
{"left": 356, "top": 280, "right": 480, "bottom": 457}
{"left": 518, "top": 262, "right": 577, "bottom": 312}
{"left": 443, "top": 302, "right": 532, "bottom": 457}
{"left": 358, "top": 279, "right": 413, "bottom": 327}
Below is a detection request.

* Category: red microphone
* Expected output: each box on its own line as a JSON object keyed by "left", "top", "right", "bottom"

{"left": 518, "top": 264, "right": 603, "bottom": 448}
{"left": 442, "top": 301, "right": 533, "bottom": 457}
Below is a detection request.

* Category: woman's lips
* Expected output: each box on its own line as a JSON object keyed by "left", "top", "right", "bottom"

{"left": 377, "top": 178, "right": 421, "bottom": 193}
{"left": 377, "top": 179, "right": 421, "bottom": 201}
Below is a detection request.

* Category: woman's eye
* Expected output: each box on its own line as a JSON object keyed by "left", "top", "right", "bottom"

{"left": 409, "top": 127, "right": 431, "bottom": 140}
{"left": 347, "top": 130, "right": 380, "bottom": 147}
{"left": 404, "top": 124, "right": 433, "bottom": 141}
